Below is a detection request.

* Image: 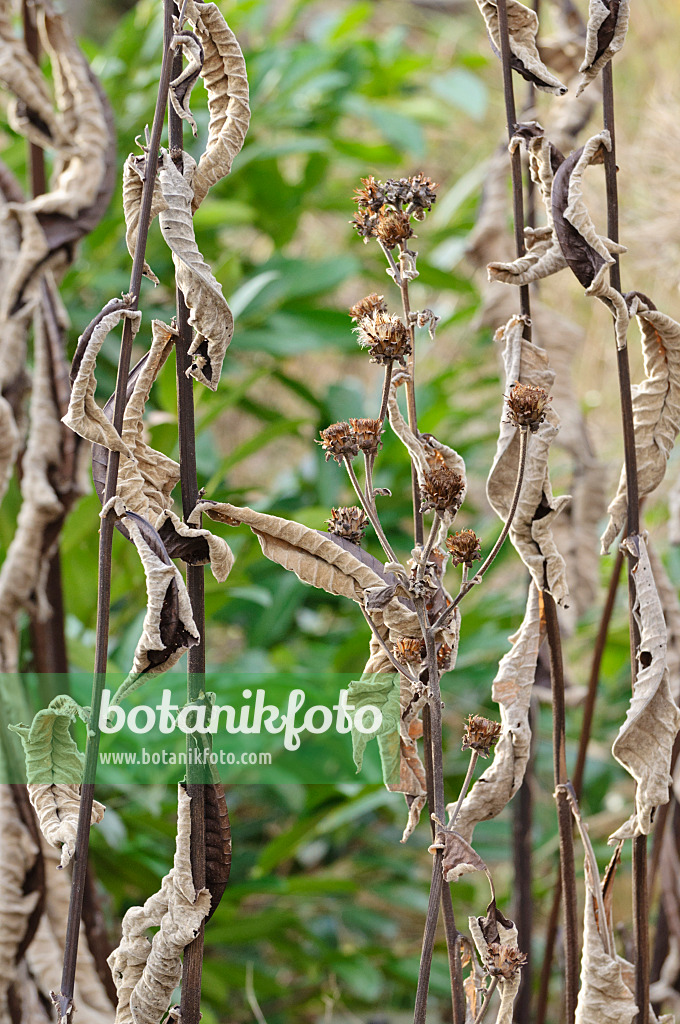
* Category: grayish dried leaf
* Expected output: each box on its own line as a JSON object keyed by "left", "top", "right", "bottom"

{"left": 474, "top": 0, "right": 567, "bottom": 95}
{"left": 577, "top": 0, "right": 630, "bottom": 96}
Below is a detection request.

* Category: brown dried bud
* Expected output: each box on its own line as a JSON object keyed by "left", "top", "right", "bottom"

{"left": 349, "top": 417, "right": 383, "bottom": 457}
{"left": 355, "top": 311, "right": 411, "bottom": 366}
{"left": 353, "top": 175, "right": 387, "bottom": 212}
{"left": 383, "top": 173, "right": 439, "bottom": 212}
{"left": 420, "top": 467, "right": 465, "bottom": 515}
{"left": 393, "top": 637, "right": 424, "bottom": 665}
{"left": 462, "top": 714, "right": 502, "bottom": 758}
{"left": 486, "top": 943, "right": 527, "bottom": 981}
{"left": 437, "top": 642, "right": 453, "bottom": 672}
{"left": 446, "top": 530, "right": 482, "bottom": 568}
{"left": 376, "top": 208, "right": 414, "bottom": 249}
{"left": 349, "top": 293, "right": 388, "bottom": 321}
{"left": 317, "top": 422, "right": 359, "bottom": 463}
{"left": 351, "top": 208, "right": 379, "bottom": 241}
{"left": 326, "top": 506, "right": 369, "bottom": 545}
{"left": 506, "top": 381, "right": 550, "bottom": 432}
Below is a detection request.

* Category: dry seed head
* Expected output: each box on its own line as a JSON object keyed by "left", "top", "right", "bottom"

{"left": 326, "top": 506, "right": 369, "bottom": 545}
{"left": 351, "top": 208, "right": 379, "bottom": 241}
{"left": 376, "top": 207, "right": 414, "bottom": 249}
{"left": 349, "top": 417, "right": 383, "bottom": 457}
{"left": 355, "top": 311, "right": 411, "bottom": 366}
{"left": 462, "top": 714, "right": 502, "bottom": 758}
{"left": 317, "top": 422, "right": 359, "bottom": 463}
{"left": 349, "top": 293, "right": 388, "bottom": 321}
{"left": 420, "top": 466, "right": 465, "bottom": 515}
{"left": 353, "top": 175, "right": 387, "bottom": 212}
{"left": 446, "top": 530, "right": 482, "bottom": 568}
{"left": 393, "top": 637, "right": 424, "bottom": 665}
{"left": 506, "top": 381, "right": 551, "bottom": 432}
{"left": 383, "top": 173, "right": 439, "bottom": 212}
{"left": 437, "top": 642, "right": 453, "bottom": 672}
{"left": 486, "top": 943, "right": 527, "bottom": 981}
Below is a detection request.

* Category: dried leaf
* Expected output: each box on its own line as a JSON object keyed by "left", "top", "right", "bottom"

{"left": 0, "top": 786, "right": 42, "bottom": 1021}
{"left": 62, "top": 303, "right": 143, "bottom": 456}
{"left": 106, "top": 500, "right": 200, "bottom": 706}
{"left": 107, "top": 786, "right": 211, "bottom": 1024}
{"left": 157, "top": 509, "right": 234, "bottom": 582}
{"left": 486, "top": 315, "right": 570, "bottom": 604}
{"left": 158, "top": 151, "right": 233, "bottom": 389}
{"left": 204, "top": 781, "right": 231, "bottom": 921}
{"left": 602, "top": 299, "right": 680, "bottom": 552}
{"left": 429, "top": 827, "right": 493, "bottom": 886}
{"left": 608, "top": 534, "right": 680, "bottom": 842}
{"left": 9, "top": 695, "right": 89, "bottom": 785}
{"left": 451, "top": 584, "right": 544, "bottom": 841}
{"left": 169, "top": 27, "right": 204, "bottom": 138}
{"left": 469, "top": 903, "right": 523, "bottom": 1024}
{"left": 474, "top": 0, "right": 567, "bottom": 95}
{"left": 0, "top": 396, "right": 19, "bottom": 507}
{"left": 552, "top": 131, "right": 629, "bottom": 347}
{"left": 184, "top": 0, "right": 250, "bottom": 211}
{"left": 577, "top": 0, "right": 630, "bottom": 96}
{"left": 26, "top": 784, "right": 105, "bottom": 870}
{"left": 122, "top": 154, "right": 168, "bottom": 286}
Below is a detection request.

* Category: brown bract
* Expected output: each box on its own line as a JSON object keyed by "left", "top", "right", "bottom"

{"left": 375, "top": 208, "right": 413, "bottom": 249}
{"left": 349, "top": 293, "right": 387, "bottom": 320}
{"left": 469, "top": 902, "right": 524, "bottom": 1024}
{"left": 349, "top": 417, "right": 383, "bottom": 456}
{"left": 462, "top": 714, "right": 502, "bottom": 758}
{"left": 420, "top": 466, "right": 465, "bottom": 516}
{"left": 446, "top": 530, "right": 482, "bottom": 568}
{"left": 507, "top": 381, "right": 551, "bottom": 432}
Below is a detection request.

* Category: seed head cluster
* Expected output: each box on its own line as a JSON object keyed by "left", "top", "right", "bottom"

{"left": 506, "top": 381, "right": 550, "bottom": 432}
{"left": 349, "top": 293, "right": 387, "bottom": 321}
{"left": 462, "top": 714, "right": 502, "bottom": 758}
{"left": 355, "top": 311, "right": 411, "bottom": 366}
{"left": 349, "top": 418, "right": 383, "bottom": 457}
{"left": 420, "top": 466, "right": 465, "bottom": 515}
{"left": 317, "top": 422, "right": 359, "bottom": 463}
{"left": 446, "top": 529, "right": 482, "bottom": 568}
{"left": 326, "top": 506, "right": 369, "bottom": 545}
{"left": 393, "top": 637, "right": 424, "bottom": 666}
{"left": 485, "top": 943, "right": 527, "bottom": 981}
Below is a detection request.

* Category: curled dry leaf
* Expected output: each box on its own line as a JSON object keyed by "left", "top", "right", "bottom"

{"left": 105, "top": 499, "right": 200, "bottom": 707}
{"left": 0, "top": 396, "right": 18, "bottom": 507}
{"left": 451, "top": 584, "right": 544, "bottom": 841}
{"left": 204, "top": 781, "right": 231, "bottom": 921}
{"left": 169, "top": 26, "right": 204, "bottom": 138}
{"left": 429, "top": 827, "right": 494, "bottom": 889}
{"left": 28, "top": 784, "right": 105, "bottom": 870}
{"left": 474, "top": 0, "right": 567, "bottom": 95}
{"left": 107, "top": 786, "right": 211, "bottom": 1024}
{"left": 487, "top": 315, "right": 570, "bottom": 604}
{"left": 0, "top": 785, "right": 42, "bottom": 1021}
{"left": 602, "top": 298, "right": 680, "bottom": 552}
{"left": 62, "top": 304, "right": 143, "bottom": 456}
{"left": 184, "top": 0, "right": 250, "bottom": 211}
{"left": 552, "top": 131, "right": 629, "bottom": 347}
{"left": 122, "top": 153, "right": 168, "bottom": 286}
{"left": 158, "top": 151, "right": 233, "bottom": 389}
{"left": 577, "top": 0, "right": 630, "bottom": 96}
{"left": 469, "top": 902, "right": 523, "bottom": 1024}
{"left": 608, "top": 534, "right": 680, "bottom": 842}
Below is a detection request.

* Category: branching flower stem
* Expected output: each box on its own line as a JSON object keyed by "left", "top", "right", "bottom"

{"left": 447, "top": 750, "right": 479, "bottom": 829}
{"left": 431, "top": 427, "right": 529, "bottom": 634}
{"left": 56, "top": 5, "right": 177, "bottom": 1017}
{"left": 344, "top": 458, "right": 399, "bottom": 564}
{"left": 360, "top": 607, "right": 419, "bottom": 685}
{"left": 602, "top": 59, "right": 648, "bottom": 1024}
{"left": 377, "top": 360, "right": 394, "bottom": 423}
{"left": 474, "top": 977, "right": 499, "bottom": 1024}
{"left": 416, "top": 514, "right": 441, "bottom": 584}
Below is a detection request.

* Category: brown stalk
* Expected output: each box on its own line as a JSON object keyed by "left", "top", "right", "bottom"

{"left": 396, "top": 253, "right": 424, "bottom": 545}
{"left": 602, "top": 59, "right": 648, "bottom": 1024}
{"left": 513, "top": 700, "right": 534, "bottom": 1024}
{"left": 56, "top": 3, "right": 177, "bottom": 1016}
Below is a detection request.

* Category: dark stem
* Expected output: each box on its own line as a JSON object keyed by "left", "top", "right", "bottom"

{"left": 513, "top": 699, "right": 534, "bottom": 1024}
{"left": 395, "top": 246, "right": 423, "bottom": 546}
{"left": 22, "top": 0, "right": 46, "bottom": 197}
{"left": 603, "top": 58, "right": 647, "bottom": 1024}
{"left": 378, "top": 360, "right": 393, "bottom": 424}
{"left": 56, "top": 4, "right": 177, "bottom": 1016}
{"left": 543, "top": 591, "right": 578, "bottom": 1024}
{"left": 496, "top": 0, "right": 531, "bottom": 337}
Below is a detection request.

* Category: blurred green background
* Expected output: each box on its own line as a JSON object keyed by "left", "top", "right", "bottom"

{"left": 3, "top": 0, "right": 680, "bottom": 1020}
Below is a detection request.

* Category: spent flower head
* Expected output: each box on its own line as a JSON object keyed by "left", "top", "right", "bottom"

{"left": 326, "top": 506, "right": 369, "bottom": 545}
{"left": 382, "top": 173, "right": 439, "bottom": 216}
{"left": 506, "top": 381, "right": 551, "bottom": 432}
{"left": 318, "top": 422, "right": 359, "bottom": 463}
{"left": 446, "top": 530, "right": 482, "bottom": 568}
{"left": 462, "top": 714, "right": 502, "bottom": 758}
{"left": 420, "top": 466, "right": 465, "bottom": 515}
{"left": 355, "top": 311, "right": 411, "bottom": 366}
{"left": 376, "top": 207, "right": 414, "bottom": 249}
{"left": 351, "top": 208, "right": 379, "bottom": 241}
{"left": 437, "top": 642, "right": 453, "bottom": 672}
{"left": 353, "top": 175, "right": 387, "bottom": 213}
{"left": 486, "top": 943, "right": 527, "bottom": 981}
{"left": 349, "top": 293, "right": 388, "bottom": 321}
{"left": 349, "top": 418, "right": 383, "bottom": 457}
{"left": 393, "top": 637, "right": 424, "bottom": 666}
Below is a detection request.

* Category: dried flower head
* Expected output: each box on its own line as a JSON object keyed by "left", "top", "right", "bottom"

{"left": 485, "top": 943, "right": 527, "bottom": 981}
{"left": 437, "top": 642, "right": 453, "bottom": 672}
{"left": 349, "top": 293, "right": 388, "bottom": 321}
{"left": 382, "top": 173, "right": 439, "bottom": 214}
{"left": 462, "top": 714, "right": 502, "bottom": 758}
{"left": 446, "top": 530, "right": 482, "bottom": 568}
{"left": 393, "top": 637, "right": 424, "bottom": 665}
{"left": 351, "top": 208, "right": 379, "bottom": 241}
{"left": 326, "top": 506, "right": 369, "bottom": 545}
{"left": 317, "top": 422, "right": 359, "bottom": 463}
{"left": 353, "top": 175, "right": 387, "bottom": 212}
{"left": 376, "top": 208, "right": 414, "bottom": 249}
{"left": 420, "top": 466, "right": 465, "bottom": 515}
{"left": 355, "top": 311, "right": 411, "bottom": 366}
{"left": 349, "top": 417, "right": 383, "bottom": 457}
{"left": 506, "top": 381, "right": 551, "bottom": 432}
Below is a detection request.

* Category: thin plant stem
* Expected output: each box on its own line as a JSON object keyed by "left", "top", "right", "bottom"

{"left": 56, "top": 5, "right": 177, "bottom": 1016}
{"left": 602, "top": 58, "right": 647, "bottom": 1024}
{"left": 360, "top": 607, "right": 418, "bottom": 685}
{"left": 396, "top": 245, "right": 424, "bottom": 546}
{"left": 378, "top": 360, "right": 393, "bottom": 423}
{"left": 345, "top": 458, "right": 399, "bottom": 564}
{"left": 168, "top": 31, "right": 208, "bottom": 1024}
{"left": 447, "top": 751, "right": 479, "bottom": 828}
{"left": 417, "top": 514, "right": 441, "bottom": 583}
{"left": 543, "top": 590, "right": 579, "bottom": 1024}
{"left": 432, "top": 428, "right": 529, "bottom": 633}
{"left": 473, "top": 977, "right": 498, "bottom": 1024}
{"left": 513, "top": 701, "right": 534, "bottom": 1024}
